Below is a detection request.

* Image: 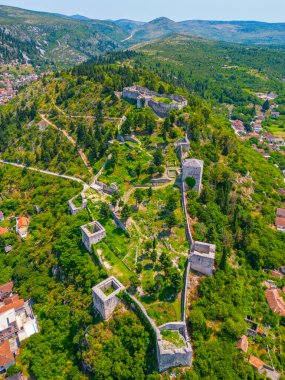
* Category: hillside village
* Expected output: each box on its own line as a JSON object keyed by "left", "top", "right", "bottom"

{"left": 0, "top": 68, "right": 39, "bottom": 107}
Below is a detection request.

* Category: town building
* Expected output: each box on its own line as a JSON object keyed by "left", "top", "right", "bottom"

{"left": 92, "top": 276, "right": 125, "bottom": 320}
{"left": 0, "top": 282, "right": 14, "bottom": 302}
{"left": 237, "top": 335, "right": 248, "bottom": 353}
{"left": 182, "top": 159, "right": 204, "bottom": 193}
{"left": 16, "top": 217, "right": 29, "bottom": 239}
{"left": 0, "top": 281, "right": 39, "bottom": 376}
{"left": 0, "top": 227, "right": 9, "bottom": 236}
{"left": 81, "top": 221, "right": 106, "bottom": 253}
{"left": 265, "top": 288, "right": 285, "bottom": 316}
{"left": 276, "top": 208, "right": 285, "bottom": 232}
{"left": 190, "top": 241, "right": 215, "bottom": 276}
{"left": 0, "top": 340, "right": 15, "bottom": 373}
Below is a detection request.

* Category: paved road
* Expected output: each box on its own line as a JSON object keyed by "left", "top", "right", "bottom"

{"left": 0, "top": 159, "right": 89, "bottom": 190}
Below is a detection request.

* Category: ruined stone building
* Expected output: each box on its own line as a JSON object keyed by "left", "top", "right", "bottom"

{"left": 190, "top": 241, "right": 215, "bottom": 276}
{"left": 182, "top": 158, "right": 204, "bottom": 193}
{"left": 92, "top": 276, "right": 125, "bottom": 320}
{"left": 175, "top": 136, "right": 190, "bottom": 161}
{"left": 122, "top": 86, "right": 188, "bottom": 117}
{"left": 81, "top": 221, "right": 106, "bottom": 253}
{"left": 68, "top": 192, "right": 87, "bottom": 215}
{"left": 157, "top": 322, "right": 192, "bottom": 372}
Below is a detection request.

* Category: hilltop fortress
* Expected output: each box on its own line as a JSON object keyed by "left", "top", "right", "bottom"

{"left": 122, "top": 85, "right": 188, "bottom": 117}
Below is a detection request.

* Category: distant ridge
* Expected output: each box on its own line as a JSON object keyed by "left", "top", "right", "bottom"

{"left": 70, "top": 14, "right": 92, "bottom": 21}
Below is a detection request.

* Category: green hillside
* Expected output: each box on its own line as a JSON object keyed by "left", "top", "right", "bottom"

{"left": 0, "top": 50, "right": 284, "bottom": 379}
{"left": 0, "top": 5, "right": 127, "bottom": 67}
{"left": 133, "top": 35, "right": 285, "bottom": 104}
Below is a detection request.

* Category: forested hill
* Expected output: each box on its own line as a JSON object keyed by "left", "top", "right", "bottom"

{"left": 0, "top": 5, "right": 127, "bottom": 67}
{"left": 132, "top": 35, "right": 285, "bottom": 104}
{"left": 0, "top": 5, "right": 285, "bottom": 67}
{"left": 0, "top": 51, "right": 285, "bottom": 378}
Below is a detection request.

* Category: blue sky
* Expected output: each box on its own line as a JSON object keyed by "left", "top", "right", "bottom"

{"left": 1, "top": 0, "right": 284, "bottom": 22}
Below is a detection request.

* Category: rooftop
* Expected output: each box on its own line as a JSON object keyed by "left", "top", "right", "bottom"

{"left": 0, "top": 340, "right": 14, "bottom": 368}
{"left": 0, "top": 295, "right": 25, "bottom": 314}
{"left": 276, "top": 217, "right": 285, "bottom": 227}
{"left": 17, "top": 216, "right": 29, "bottom": 228}
{"left": 276, "top": 208, "right": 285, "bottom": 218}
{"left": 0, "top": 227, "right": 9, "bottom": 235}
{"left": 183, "top": 158, "right": 204, "bottom": 168}
{"left": 249, "top": 355, "right": 264, "bottom": 370}
{"left": 0, "top": 281, "right": 13, "bottom": 296}
{"left": 237, "top": 335, "right": 248, "bottom": 353}
{"left": 265, "top": 289, "right": 285, "bottom": 316}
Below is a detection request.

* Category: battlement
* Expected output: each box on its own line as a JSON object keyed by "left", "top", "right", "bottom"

{"left": 122, "top": 86, "right": 188, "bottom": 117}
{"left": 92, "top": 276, "right": 125, "bottom": 320}
{"left": 190, "top": 241, "right": 216, "bottom": 276}
{"left": 157, "top": 322, "right": 192, "bottom": 372}
{"left": 81, "top": 221, "right": 106, "bottom": 252}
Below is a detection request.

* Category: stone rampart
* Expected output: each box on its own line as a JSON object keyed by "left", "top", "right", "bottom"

{"left": 68, "top": 192, "right": 87, "bottom": 215}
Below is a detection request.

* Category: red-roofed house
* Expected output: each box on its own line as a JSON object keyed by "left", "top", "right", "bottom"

{"left": 0, "top": 227, "right": 8, "bottom": 236}
{"left": 0, "top": 281, "right": 13, "bottom": 301}
{"left": 277, "top": 208, "right": 285, "bottom": 218}
{"left": 16, "top": 217, "right": 29, "bottom": 239}
{"left": 276, "top": 217, "right": 285, "bottom": 232}
{"left": 0, "top": 340, "right": 15, "bottom": 372}
{"left": 237, "top": 335, "right": 248, "bottom": 353}
{"left": 265, "top": 289, "right": 285, "bottom": 316}
{"left": 270, "top": 270, "right": 284, "bottom": 280}
{"left": 248, "top": 355, "right": 264, "bottom": 371}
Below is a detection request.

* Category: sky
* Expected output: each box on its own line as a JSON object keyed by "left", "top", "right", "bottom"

{"left": 0, "top": 0, "right": 284, "bottom": 22}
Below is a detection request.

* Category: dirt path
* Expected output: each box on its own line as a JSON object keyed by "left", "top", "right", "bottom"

{"left": 40, "top": 114, "right": 92, "bottom": 175}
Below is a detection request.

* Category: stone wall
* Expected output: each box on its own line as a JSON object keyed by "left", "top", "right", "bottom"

{"left": 81, "top": 221, "right": 106, "bottom": 252}
{"left": 122, "top": 86, "right": 188, "bottom": 117}
{"left": 68, "top": 192, "right": 87, "bottom": 215}
{"left": 157, "top": 322, "right": 192, "bottom": 372}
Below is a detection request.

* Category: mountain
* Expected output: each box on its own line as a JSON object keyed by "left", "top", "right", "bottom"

{"left": 0, "top": 5, "right": 284, "bottom": 68}
{"left": 0, "top": 5, "right": 128, "bottom": 66}
{"left": 113, "top": 19, "right": 145, "bottom": 33}
{"left": 70, "top": 14, "right": 92, "bottom": 21}
{"left": 126, "top": 18, "right": 285, "bottom": 46}
{"left": 128, "top": 17, "right": 181, "bottom": 41}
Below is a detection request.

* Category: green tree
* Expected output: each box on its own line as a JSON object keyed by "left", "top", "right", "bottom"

{"left": 185, "top": 177, "right": 196, "bottom": 189}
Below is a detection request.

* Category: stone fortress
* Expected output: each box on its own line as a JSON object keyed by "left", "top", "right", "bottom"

{"left": 71, "top": 128, "right": 216, "bottom": 373}
{"left": 81, "top": 221, "right": 106, "bottom": 253}
{"left": 92, "top": 276, "right": 125, "bottom": 320}
{"left": 68, "top": 192, "right": 87, "bottom": 215}
{"left": 122, "top": 86, "right": 188, "bottom": 117}
{"left": 190, "top": 241, "right": 216, "bottom": 276}
{"left": 157, "top": 322, "right": 192, "bottom": 372}
{"left": 92, "top": 275, "right": 193, "bottom": 372}
{"left": 182, "top": 158, "right": 204, "bottom": 194}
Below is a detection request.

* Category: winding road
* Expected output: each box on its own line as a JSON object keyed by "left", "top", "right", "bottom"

{"left": 0, "top": 159, "right": 89, "bottom": 190}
